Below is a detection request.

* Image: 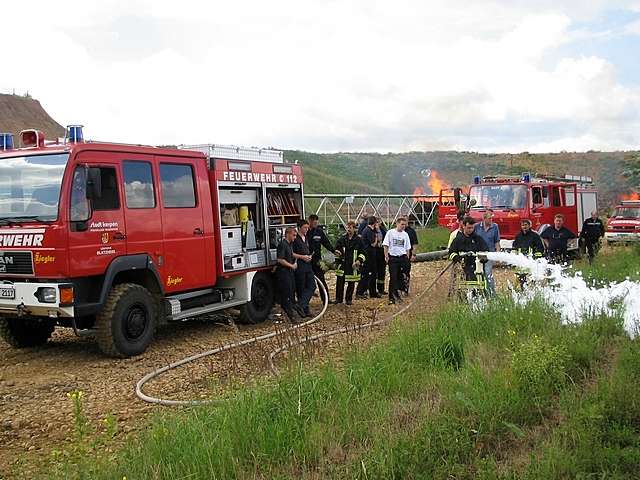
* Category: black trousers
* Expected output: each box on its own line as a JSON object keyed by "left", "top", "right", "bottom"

{"left": 584, "top": 237, "right": 600, "bottom": 260}
{"left": 375, "top": 247, "right": 386, "bottom": 293}
{"left": 404, "top": 261, "right": 412, "bottom": 293}
{"left": 276, "top": 268, "right": 295, "bottom": 313}
{"left": 295, "top": 264, "right": 316, "bottom": 313}
{"left": 357, "top": 248, "right": 378, "bottom": 296}
{"left": 335, "top": 276, "right": 356, "bottom": 303}
{"left": 312, "top": 259, "right": 329, "bottom": 302}
{"left": 388, "top": 255, "right": 410, "bottom": 301}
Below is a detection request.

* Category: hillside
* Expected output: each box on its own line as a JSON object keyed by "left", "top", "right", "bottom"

{"left": 285, "top": 149, "right": 636, "bottom": 208}
{"left": 0, "top": 93, "right": 65, "bottom": 140}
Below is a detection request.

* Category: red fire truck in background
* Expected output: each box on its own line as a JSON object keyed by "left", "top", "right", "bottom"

{"left": 0, "top": 128, "right": 304, "bottom": 357}
{"left": 438, "top": 173, "right": 598, "bottom": 252}
{"left": 605, "top": 200, "right": 640, "bottom": 244}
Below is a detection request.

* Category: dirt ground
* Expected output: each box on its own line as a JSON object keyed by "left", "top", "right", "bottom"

{"left": 1, "top": 259, "right": 500, "bottom": 476}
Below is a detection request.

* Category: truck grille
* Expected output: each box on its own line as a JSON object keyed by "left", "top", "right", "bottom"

{"left": 0, "top": 251, "right": 34, "bottom": 275}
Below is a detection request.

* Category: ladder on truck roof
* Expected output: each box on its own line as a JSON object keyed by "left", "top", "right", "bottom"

{"left": 179, "top": 144, "right": 284, "bottom": 163}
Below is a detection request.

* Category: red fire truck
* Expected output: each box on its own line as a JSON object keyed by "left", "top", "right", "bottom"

{"left": 0, "top": 128, "right": 304, "bottom": 357}
{"left": 438, "top": 173, "right": 598, "bottom": 251}
{"left": 605, "top": 200, "right": 640, "bottom": 244}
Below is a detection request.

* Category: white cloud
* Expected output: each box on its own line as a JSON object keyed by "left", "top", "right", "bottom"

{"left": 1, "top": 0, "right": 640, "bottom": 153}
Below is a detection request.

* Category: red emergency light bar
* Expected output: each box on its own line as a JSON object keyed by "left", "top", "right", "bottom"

{"left": 19, "top": 129, "right": 45, "bottom": 148}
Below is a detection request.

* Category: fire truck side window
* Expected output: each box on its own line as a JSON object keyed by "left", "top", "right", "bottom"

{"left": 92, "top": 167, "right": 120, "bottom": 211}
{"left": 70, "top": 167, "right": 90, "bottom": 222}
{"left": 123, "top": 161, "right": 156, "bottom": 209}
{"left": 532, "top": 187, "right": 543, "bottom": 206}
{"left": 159, "top": 163, "right": 196, "bottom": 208}
{"left": 551, "top": 187, "right": 562, "bottom": 207}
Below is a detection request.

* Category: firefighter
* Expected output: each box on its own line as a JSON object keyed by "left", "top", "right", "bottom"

{"left": 375, "top": 220, "right": 387, "bottom": 295}
{"left": 403, "top": 222, "right": 419, "bottom": 294}
{"left": 580, "top": 210, "right": 604, "bottom": 263}
{"left": 308, "top": 214, "right": 334, "bottom": 303}
{"left": 540, "top": 214, "right": 577, "bottom": 264}
{"left": 276, "top": 227, "right": 298, "bottom": 321}
{"left": 512, "top": 219, "right": 544, "bottom": 288}
{"left": 292, "top": 219, "right": 315, "bottom": 318}
{"left": 383, "top": 217, "right": 412, "bottom": 304}
{"left": 449, "top": 216, "right": 490, "bottom": 294}
{"left": 473, "top": 211, "right": 501, "bottom": 294}
{"left": 334, "top": 221, "right": 366, "bottom": 305}
{"left": 356, "top": 216, "right": 382, "bottom": 299}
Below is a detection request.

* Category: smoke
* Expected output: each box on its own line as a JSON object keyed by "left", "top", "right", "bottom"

{"left": 487, "top": 251, "right": 640, "bottom": 338}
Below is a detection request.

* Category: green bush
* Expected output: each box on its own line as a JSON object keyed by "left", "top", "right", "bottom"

{"left": 511, "top": 335, "right": 568, "bottom": 396}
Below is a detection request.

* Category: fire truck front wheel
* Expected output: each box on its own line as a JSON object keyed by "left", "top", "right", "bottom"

{"left": 96, "top": 283, "right": 157, "bottom": 358}
{"left": 238, "top": 272, "right": 275, "bottom": 324}
{"left": 0, "top": 317, "right": 55, "bottom": 348}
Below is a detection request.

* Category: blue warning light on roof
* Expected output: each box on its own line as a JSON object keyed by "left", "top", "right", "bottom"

{"left": 67, "top": 125, "right": 84, "bottom": 143}
{"left": 0, "top": 133, "right": 14, "bottom": 150}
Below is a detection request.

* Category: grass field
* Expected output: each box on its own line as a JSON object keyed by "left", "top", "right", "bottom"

{"left": 35, "top": 247, "right": 640, "bottom": 479}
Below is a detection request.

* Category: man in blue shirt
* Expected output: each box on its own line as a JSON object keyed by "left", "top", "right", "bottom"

{"left": 473, "top": 211, "right": 500, "bottom": 294}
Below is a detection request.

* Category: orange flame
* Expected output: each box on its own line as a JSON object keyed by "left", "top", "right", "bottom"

{"left": 413, "top": 170, "right": 451, "bottom": 200}
{"left": 621, "top": 192, "right": 640, "bottom": 201}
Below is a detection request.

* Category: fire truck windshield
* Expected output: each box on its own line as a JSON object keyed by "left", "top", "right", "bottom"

{"left": 613, "top": 206, "right": 640, "bottom": 219}
{"left": 469, "top": 184, "right": 527, "bottom": 210}
{"left": 0, "top": 153, "right": 69, "bottom": 222}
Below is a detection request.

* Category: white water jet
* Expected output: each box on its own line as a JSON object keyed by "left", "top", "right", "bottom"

{"left": 486, "top": 251, "right": 640, "bottom": 338}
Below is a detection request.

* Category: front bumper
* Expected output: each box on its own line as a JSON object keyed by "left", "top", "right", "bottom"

{"left": 0, "top": 281, "right": 74, "bottom": 318}
{"left": 605, "top": 232, "right": 640, "bottom": 242}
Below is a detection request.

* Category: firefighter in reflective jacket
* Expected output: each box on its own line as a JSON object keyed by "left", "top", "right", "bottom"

{"left": 512, "top": 219, "right": 545, "bottom": 289}
{"left": 334, "top": 221, "right": 366, "bottom": 305}
{"left": 448, "top": 216, "right": 489, "bottom": 292}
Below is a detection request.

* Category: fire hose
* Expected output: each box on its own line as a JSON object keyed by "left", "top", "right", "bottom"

{"left": 136, "top": 257, "right": 454, "bottom": 406}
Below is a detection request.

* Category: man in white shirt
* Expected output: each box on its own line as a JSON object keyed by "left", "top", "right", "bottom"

{"left": 383, "top": 217, "right": 412, "bottom": 304}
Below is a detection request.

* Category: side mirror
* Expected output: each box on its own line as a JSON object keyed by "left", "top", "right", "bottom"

{"left": 469, "top": 198, "right": 477, "bottom": 207}
{"left": 87, "top": 167, "right": 102, "bottom": 200}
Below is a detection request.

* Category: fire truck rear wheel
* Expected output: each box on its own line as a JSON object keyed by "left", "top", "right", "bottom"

{"left": 0, "top": 317, "right": 55, "bottom": 348}
{"left": 96, "top": 283, "right": 157, "bottom": 358}
{"left": 238, "top": 272, "right": 275, "bottom": 324}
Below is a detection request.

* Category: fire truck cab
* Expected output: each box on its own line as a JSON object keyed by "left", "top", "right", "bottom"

{"left": 439, "top": 173, "right": 597, "bottom": 252}
{"left": 0, "top": 128, "right": 304, "bottom": 357}
{"left": 605, "top": 200, "right": 640, "bottom": 244}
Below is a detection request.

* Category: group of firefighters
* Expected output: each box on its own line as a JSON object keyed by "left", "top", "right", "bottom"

{"left": 275, "top": 214, "right": 418, "bottom": 322}
{"left": 275, "top": 209, "right": 605, "bottom": 321}
{"left": 447, "top": 209, "right": 605, "bottom": 291}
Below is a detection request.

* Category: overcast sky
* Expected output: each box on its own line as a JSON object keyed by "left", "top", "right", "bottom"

{"left": 2, "top": 0, "right": 640, "bottom": 153}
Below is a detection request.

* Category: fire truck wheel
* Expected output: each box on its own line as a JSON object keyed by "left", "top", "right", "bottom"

{"left": 238, "top": 272, "right": 275, "bottom": 324}
{"left": 96, "top": 283, "right": 157, "bottom": 358}
{"left": 0, "top": 317, "right": 55, "bottom": 348}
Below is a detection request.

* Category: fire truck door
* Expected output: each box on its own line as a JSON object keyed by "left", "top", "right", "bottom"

{"left": 67, "top": 155, "right": 127, "bottom": 278}
{"left": 156, "top": 158, "right": 207, "bottom": 292}
{"left": 120, "top": 157, "right": 164, "bottom": 270}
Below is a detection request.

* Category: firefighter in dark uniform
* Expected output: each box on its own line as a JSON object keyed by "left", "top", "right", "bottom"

{"left": 308, "top": 214, "right": 334, "bottom": 303}
{"left": 580, "top": 211, "right": 604, "bottom": 263}
{"left": 449, "top": 216, "right": 490, "bottom": 293}
{"left": 276, "top": 227, "right": 298, "bottom": 321}
{"left": 356, "top": 216, "right": 382, "bottom": 299}
{"left": 540, "top": 214, "right": 577, "bottom": 264}
{"left": 512, "top": 219, "right": 544, "bottom": 289}
{"left": 374, "top": 220, "right": 388, "bottom": 294}
{"left": 334, "top": 221, "right": 366, "bottom": 305}
{"left": 292, "top": 219, "right": 316, "bottom": 318}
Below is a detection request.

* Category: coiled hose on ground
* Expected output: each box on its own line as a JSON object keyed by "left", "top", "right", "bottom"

{"left": 136, "top": 257, "right": 452, "bottom": 407}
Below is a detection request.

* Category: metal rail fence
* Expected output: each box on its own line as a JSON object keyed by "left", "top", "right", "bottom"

{"left": 304, "top": 193, "right": 451, "bottom": 228}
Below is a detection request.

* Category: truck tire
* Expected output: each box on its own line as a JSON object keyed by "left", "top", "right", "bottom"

{"left": 238, "top": 272, "right": 275, "bottom": 324}
{"left": 96, "top": 283, "right": 157, "bottom": 358}
{"left": 0, "top": 317, "right": 55, "bottom": 348}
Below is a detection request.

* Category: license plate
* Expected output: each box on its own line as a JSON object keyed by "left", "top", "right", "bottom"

{"left": 0, "top": 287, "right": 15, "bottom": 299}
